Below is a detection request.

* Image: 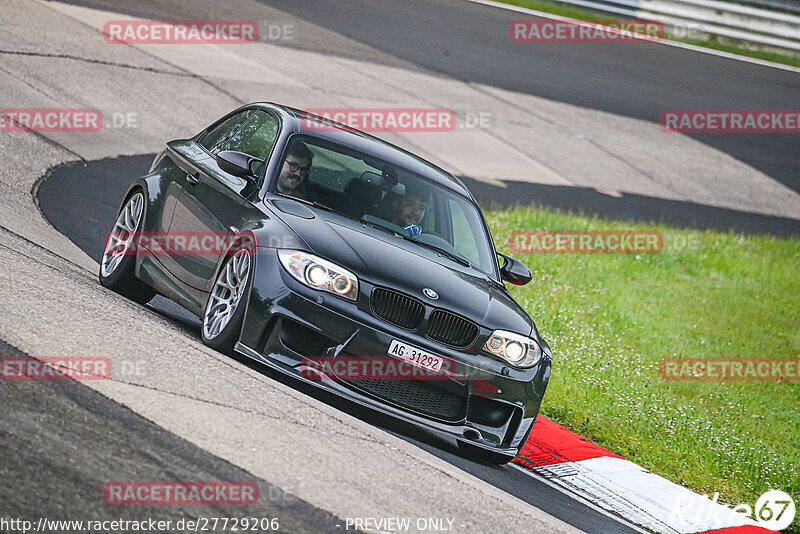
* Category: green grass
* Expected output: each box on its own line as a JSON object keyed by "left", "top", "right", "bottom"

{"left": 486, "top": 206, "right": 800, "bottom": 532}
{"left": 676, "top": 36, "right": 800, "bottom": 68}
{"left": 500, "top": 0, "right": 800, "bottom": 68}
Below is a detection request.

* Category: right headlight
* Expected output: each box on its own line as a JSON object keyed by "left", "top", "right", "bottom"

{"left": 277, "top": 250, "right": 359, "bottom": 301}
{"left": 483, "top": 330, "right": 542, "bottom": 368}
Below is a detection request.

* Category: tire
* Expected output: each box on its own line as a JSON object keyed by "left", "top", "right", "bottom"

{"left": 201, "top": 246, "right": 252, "bottom": 354}
{"left": 99, "top": 190, "right": 156, "bottom": 305}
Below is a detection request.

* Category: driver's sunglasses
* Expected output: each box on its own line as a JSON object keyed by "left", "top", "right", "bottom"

{"left": 286, "top": 161, "right": 311, "bottom": 177}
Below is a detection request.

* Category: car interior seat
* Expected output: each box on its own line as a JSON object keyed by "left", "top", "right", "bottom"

{"left": 343, "top": 172, "right": 382, "bottom": 219}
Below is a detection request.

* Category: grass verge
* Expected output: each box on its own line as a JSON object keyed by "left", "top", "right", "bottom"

{"left": 496, "top": 0, "right": 800, "bottom": 68}
{"left": 485, "top": 206, "right": 800, "bottom": 532}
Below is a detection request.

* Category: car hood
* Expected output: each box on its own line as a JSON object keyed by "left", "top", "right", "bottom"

{"left": 270, "top": 203, "right": 533, "bottom": 336}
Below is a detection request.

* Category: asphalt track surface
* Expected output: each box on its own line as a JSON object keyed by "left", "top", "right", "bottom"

{"left": 36, "top": 154, "right": 640, "bottom": 534}
{"left": 7, "top": 1, "right": 798, "bottom": 532}
{"left": 55, "top": 0, "right": 800, "bottom": 235}
{"left": 258, "top": 0, "right": 800, "bottom": 196}
{"left": 0, "top": 339, "right": 352, "bottom": 534}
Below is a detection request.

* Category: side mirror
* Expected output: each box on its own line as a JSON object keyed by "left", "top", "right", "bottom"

{"left": 216, "top": 151, "right": 261, "bottom": 180}
{"left": 498, "top": 252, "right": 532, "bottom": 286}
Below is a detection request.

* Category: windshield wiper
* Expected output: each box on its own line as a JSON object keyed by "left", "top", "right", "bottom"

{"left": 359, "top": 218, "right": 402, "bottom": 237}
{"left": 309, "top": 200, "right": 337, "bottom": 214}
{"left": 307, "top": 201, "right": 362, "bottom": 224}
{"left": 399, "top": 235, "right": 471, "bottom": 268}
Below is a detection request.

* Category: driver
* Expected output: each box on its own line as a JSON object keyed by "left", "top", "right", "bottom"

{"left": 390, "top": 184, "right": 428, "bottom": 236}
{"left": 276, "top": 140, "right": 313, "bottom": 200}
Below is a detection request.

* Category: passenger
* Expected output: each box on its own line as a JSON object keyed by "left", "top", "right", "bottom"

{"left": 390, "top": 184, "right": 428, "bottom": 236}
{"left": 276, "top": 141, "right": 313, "bottom": 200}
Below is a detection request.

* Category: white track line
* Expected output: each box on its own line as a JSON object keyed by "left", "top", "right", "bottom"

{"left": 510, "top": 463, "right": 654, "bottom": 533}
{"left": 514, "top": 456, "right": 763, "bottom": 534}
{"left": 467, "top": 0, "right": 800, "bottom": 74}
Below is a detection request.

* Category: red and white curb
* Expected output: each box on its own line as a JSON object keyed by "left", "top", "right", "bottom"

{"left": 513, "top": 416, "right": 781, "bottom": 534}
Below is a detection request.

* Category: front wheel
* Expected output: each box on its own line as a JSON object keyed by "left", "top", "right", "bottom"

{"left": 99, "top": 190, "right": 155, "bottom": 304}
{"left": 201, "top": 247, "right": 252, "bottom": 354}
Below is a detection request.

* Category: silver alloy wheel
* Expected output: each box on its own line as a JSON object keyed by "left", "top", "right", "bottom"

{"left": 203, "top": 248, "right": 251, "bottom": 340}
{"left": 101, "top": 192, "right": 144, "bottom": 278}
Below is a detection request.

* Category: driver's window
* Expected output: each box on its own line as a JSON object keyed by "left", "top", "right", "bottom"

{"left": 223, "top": 111, "right": 279, "bottom": 161}
{"left": 198, "top": 110, "right": 253, "bottom": 155}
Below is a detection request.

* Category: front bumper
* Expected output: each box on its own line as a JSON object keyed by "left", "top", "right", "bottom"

{"left": 236, "top": 249, "right": 551, "bottom": 458}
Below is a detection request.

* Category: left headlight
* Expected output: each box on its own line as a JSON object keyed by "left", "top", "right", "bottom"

{"left": 483, "top": 330, "right": 542, "bottom": 368}
{"left": 277, "top": 250, "right": 359, "bottom": 301}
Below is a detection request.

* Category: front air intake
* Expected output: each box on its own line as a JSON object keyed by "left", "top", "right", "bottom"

{"left": 370, "top": 288, "right": 424, "bottom": 330}
{"left": 426, "top": 310, "right": 478, "bottom": 348}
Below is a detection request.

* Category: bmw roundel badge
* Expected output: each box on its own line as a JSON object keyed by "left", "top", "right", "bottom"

{"left": 423, "top": 288, "right": 439, "bottom": 300}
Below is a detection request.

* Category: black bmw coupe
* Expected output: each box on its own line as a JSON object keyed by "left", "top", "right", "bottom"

{"left": 99, "top": 103, "right": 551, "bottom": 464}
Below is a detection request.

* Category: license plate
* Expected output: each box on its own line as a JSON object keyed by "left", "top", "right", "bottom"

{"left": 387, "top": 340, "right": 443, "bottom": 373}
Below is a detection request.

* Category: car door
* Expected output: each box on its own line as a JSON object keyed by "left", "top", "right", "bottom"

{"left": 155, "top": 111, "right": 253, "bottom": 285}
{"left": 167, "top": 109, "right": 280, "bottom": 291}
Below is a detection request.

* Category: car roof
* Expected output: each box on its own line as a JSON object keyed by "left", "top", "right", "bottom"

{"left": 252, "top": 102, "right": 474, "bottom": 199}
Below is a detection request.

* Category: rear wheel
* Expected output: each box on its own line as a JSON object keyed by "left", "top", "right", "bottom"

{"left": 99, "top": 191, "right": 155, "bottom": 304}
{"left": 201, "top": 247, "right": 252, "bottom": 354}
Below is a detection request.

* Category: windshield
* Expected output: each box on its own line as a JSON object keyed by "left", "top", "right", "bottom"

{"left": 270, "top": 135, "right": 497, "bottom": 276}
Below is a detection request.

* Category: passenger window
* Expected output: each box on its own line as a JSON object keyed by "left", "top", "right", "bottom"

{"left": 198, "top": 110, "right": 253, "bottom": 154}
